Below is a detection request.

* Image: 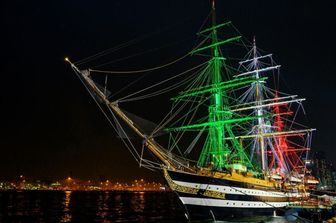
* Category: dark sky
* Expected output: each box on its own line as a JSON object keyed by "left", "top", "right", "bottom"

{"left": 2, "top": 0, "right": 336, "bottom": 181}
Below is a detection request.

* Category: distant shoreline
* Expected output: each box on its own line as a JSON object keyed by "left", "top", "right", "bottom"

{"left": 0, "top": 189, "right": 170, "bottom": 192}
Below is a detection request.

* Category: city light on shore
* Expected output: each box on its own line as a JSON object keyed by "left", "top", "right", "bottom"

{"left": 0, "top": 178, "right": 168, "bottom": 192}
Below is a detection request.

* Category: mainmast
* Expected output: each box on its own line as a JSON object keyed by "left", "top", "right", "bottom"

{"left": 238, "top": 39, "right": 316, "bottom": 176}
{"left": 252, "top": 37, "right": 267, "bottom": 171}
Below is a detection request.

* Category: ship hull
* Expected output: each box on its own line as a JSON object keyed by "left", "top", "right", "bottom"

{"left": 184, "top": 204, "right": 273, "bottom": 220}
{"left": 165, "top": 169, "right": 306, "bottom": 221}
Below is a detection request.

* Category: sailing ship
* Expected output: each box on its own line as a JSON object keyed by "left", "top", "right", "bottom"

{"left": 67, "top": 1, "right": 318, "bottom": 220}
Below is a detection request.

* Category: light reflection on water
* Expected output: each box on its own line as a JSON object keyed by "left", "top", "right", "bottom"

{"left": 0, "top": 191, "right": 186, "bottom": 222}
{"left": 0, "top": 191, "right": 296, "bottom": 222}
{"left": 96, "top": 191, "right": 109, "bottom": 221}
{"left": 61, "top": 190, "right": 72, "bottom": 222}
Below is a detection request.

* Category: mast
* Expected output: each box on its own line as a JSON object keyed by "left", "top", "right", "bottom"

{"left": 239, "top": 39, "right": 315, "bottom": 176}
{"left": 252, "top": 37, "right": 267, "bottom": 171}
{"left": 210, "top": 0, "right": 226, "bottom": 168}
{"left": 272, "top": 92, "right": 287, "bottom": 172}
{"left": 196, "top": 0, "right": 251, "bottom": 169}
{"left": 198, "top": 0, "right": 230, "bottom": 169}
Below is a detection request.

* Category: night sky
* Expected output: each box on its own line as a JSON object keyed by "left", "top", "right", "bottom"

{"left": 2, "top": 0, "right": 336, "bottom": 181}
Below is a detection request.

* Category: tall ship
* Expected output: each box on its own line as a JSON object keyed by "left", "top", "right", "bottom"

{"left": 67, "top": 1, "right": 318, "bottom": 220}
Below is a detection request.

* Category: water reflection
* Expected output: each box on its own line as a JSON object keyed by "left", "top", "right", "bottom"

{"left": 0, "top": 191, "right": 295, "bottom": 222}
{"left": 131, "top": 191, "right": 145, "bottom": 213}
{"left": 61, "top": 190, "right": 72, "bottom": 222}
{"left": 96, "top": 191, "right": 110, "bottom": 222}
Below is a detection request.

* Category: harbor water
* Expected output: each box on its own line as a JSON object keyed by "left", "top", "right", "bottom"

{"left": 0, "top": 191, "right": 311, "bottom": 222}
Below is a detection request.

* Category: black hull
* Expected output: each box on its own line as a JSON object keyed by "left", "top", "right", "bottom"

{"left": 185, "top": 204, "right": 274, "bottom": 221}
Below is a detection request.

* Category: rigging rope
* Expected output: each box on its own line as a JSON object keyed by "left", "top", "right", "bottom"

{"left": 89, "top": 51, "right": 191, "bottom": 74}
{"left": 118, "top": 67, "right": 202, "bottom": 103}
{"left": 116, "top": 61, "right": 209, "bottom": 102}
{"left": 151, "top": 63, "right": 211, "bottom": 135}
{"left": 91, "top": 37, "right": 193, "bottom": 69}
{"left": 74, "top": 16, "right": 197, "bottom": 66}
{"left": 88, "top": 33, "right": 208, "bottom": 75}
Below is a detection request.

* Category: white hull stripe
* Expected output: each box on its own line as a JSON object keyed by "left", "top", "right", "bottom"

{"left": 174, "top": 180, "right": 308, "bottom": 198}
{"left": 180, "top": 197, "right": 290, "bottom": 208}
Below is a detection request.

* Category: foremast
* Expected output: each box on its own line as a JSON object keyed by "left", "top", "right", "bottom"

{"left": 202, "top": 0, "right": 229, "bottom": 169}
{"left": 194, "top": 1, "right": 251, "bottom": 170}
